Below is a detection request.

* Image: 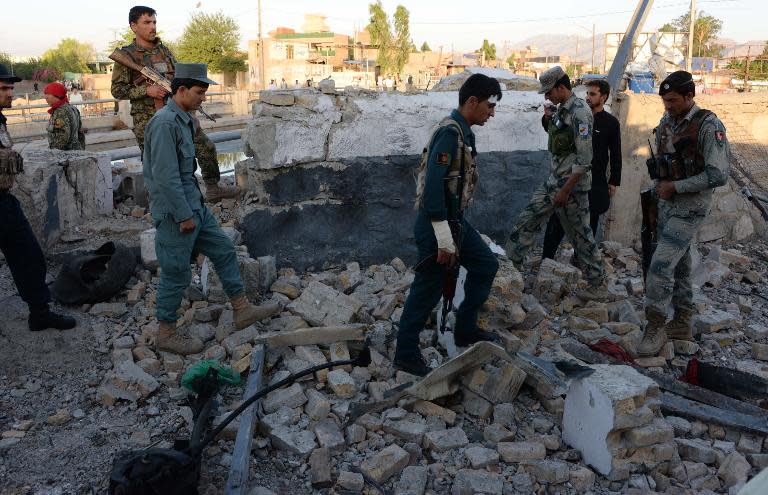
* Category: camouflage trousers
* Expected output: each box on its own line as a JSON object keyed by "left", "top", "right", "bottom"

{"left": 132, "top": 110, "right": 221, "bottom": 184}
{"left": 505, "top": 182, "right": 605, "bottom": 285}
{"left": 644, "top": 200, "right": 707, "bottom": 316}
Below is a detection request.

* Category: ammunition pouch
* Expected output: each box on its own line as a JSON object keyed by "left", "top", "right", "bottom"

{"left": 652, "top": 109, "right": 713, "bottom": 182}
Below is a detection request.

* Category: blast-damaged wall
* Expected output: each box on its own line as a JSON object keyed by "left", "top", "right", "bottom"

{"left": 236, "top": 89, "right": 550, "bottom": 269}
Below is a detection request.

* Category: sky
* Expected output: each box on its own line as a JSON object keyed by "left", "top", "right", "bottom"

{"left": 1, "top": 0, "right": 765, "bottom": 59}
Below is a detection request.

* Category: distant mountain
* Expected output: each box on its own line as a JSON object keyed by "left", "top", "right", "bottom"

{"left": 508, "top": 34, "right": 607, "bottom": 67}
{"left": 719, "top": 40, "right": 766, "bottom": 58}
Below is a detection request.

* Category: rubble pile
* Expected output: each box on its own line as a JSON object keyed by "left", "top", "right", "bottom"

{"left": 2, "top": 203, "right": 768, "bottom": 493}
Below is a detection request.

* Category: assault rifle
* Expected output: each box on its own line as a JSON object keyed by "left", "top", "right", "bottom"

{"left": 727, "top": 158, "right": 768, "bottom": 221}
{"left": 109, "top": 49, "right": 216, "bottom": 122}
{"left": 641, "top": 140, "right": 660, "bottom": 284}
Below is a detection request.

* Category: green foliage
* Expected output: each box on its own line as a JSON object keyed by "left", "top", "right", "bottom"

{"left": 0, "top": 52, "right": 47, "bottom": 81}
{"left": 478, "top": 39, "right": 497, "bottom": 62}
{"left": 366, "top": 1, "right": 412, "bottom": 74}
{"left": 41, "top": 38, "right": 95, "bottom": 74}
{"left": 420, "top": 41, "right": 431, "bottom": 52}
{"left": 506, "top": 52, "right": 517, "bottom": 69}
{"left": 176, "top": 11, "right": 246, "bottom": 73}
{"left": 727, "top": 58, "right": 768, "bottom": 80}
{"left": 662, "top": 11, "right": 724, "bottom": 57}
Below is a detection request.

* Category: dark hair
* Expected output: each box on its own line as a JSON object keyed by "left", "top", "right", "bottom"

{"left": 459, "top": 74, "right": 503, "bottom": 106}
{"left": 171, "top": 78, "right": 209, "bottom": 95}
{"left": 129, "top": 6, "right": 157, "bottom": 25}
{"left": 554, "top": 74, "right": 571, "bottom": 91}
{"left": 586, "top": 79, "right": 610, "bottom": 98}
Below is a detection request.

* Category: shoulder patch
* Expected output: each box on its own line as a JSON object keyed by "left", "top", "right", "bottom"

{"left": 437, "top": 152, "right": 451, "bottom": 164}
{"left": 578, "top": 122, "right": 591, "bottom": 139}
{"left": 715, "top": 130, "right": 726, "bottom": 147}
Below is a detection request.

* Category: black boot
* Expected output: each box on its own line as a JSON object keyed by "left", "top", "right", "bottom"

{"left": 29, "top": 305, "right": 77, "bottom": 332}
{"left": 393, "top": 352, "right": 432, "bottom": 377}
{"left": 454, "top": 329, "right": 501, "bottom": 347}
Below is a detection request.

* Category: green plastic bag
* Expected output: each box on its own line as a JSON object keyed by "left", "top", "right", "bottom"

{"left": 181, "top": 360, "right": 242, "bottom": 393}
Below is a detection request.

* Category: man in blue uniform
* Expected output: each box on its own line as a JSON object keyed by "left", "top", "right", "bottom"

{"left": 143, "top": 63, "right": 276, "bottom": 355}
{"left": 394, "top": 74, "right": 502, "bottom": 376}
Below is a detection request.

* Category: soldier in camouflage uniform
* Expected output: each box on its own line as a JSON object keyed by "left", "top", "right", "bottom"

{"left": 111, "top": 5, "right": 237, "bottom": 203}
{"left": 43, "top": 82, "right": 85, "bottom": 150}
{"left": 0, "top": 64, "right": 76, "bottom": 331}
{"left": 505, "top": 67, "right": 610, "bottom": 301}
{"left": 637, "top": 71, "right": 731, "bottom": 356}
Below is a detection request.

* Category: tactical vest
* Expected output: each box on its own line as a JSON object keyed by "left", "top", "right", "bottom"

{"left": 547, "top": 107, "right": 576, "bottom": 157}
{"left": 121, "top": 41, "right": 175, "bottom": 91}
{"left": 656, "top": 109, "right": 713, "bottom": 181}
{"left": 0, "top": 121, "right": 22, "bottom": 191}
{"left": 47, "top": 104, "right": 84, "bottom": 150}
{"left": 414, "top": 118, "right": 478, "bottom": 215}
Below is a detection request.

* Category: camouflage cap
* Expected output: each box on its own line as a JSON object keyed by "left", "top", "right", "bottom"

{"left": 538, "top": 66, "right": 566, "bottom": 94}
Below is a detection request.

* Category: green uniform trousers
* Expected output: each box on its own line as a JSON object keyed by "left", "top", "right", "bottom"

{"left": 154, "top": 206, "right": 243, "bottom": 322}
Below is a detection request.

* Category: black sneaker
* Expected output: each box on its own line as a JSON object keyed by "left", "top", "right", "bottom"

{"left": 393, "top": 354, "right": 432, "bottom": 377}
{"left": 454, "top": 329, "right": 501, "bottom": 347}
{"left": 29, "top": 310, "right": 77, "bottom": 332}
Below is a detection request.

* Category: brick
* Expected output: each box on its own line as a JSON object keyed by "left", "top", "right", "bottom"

{"left": 451, "top": 469, "right": 503, "bottom": 494}
{"left": 497, "top": 441, "right": 546, "bottom": 463}
{"left": 360, "top": 444, "right": 410, "bottom": 484}
{"left": 424, "top": 427, "right": 469, "bottom": 452}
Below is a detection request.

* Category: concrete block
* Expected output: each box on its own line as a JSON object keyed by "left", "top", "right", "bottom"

{"left": 360, "top": 444, "right": 410, "bottom": 483}
{"left": 337, "top": 471, "right": 364, "bottom": 492}
{"left": 259, "top": 91, "right": 295, "bottom": 106}
{"left": 464, "top": 446, "right": 499, "bottom": 469}
{"left": 382, "top": 419, "right": 427, "bottom": 444}
{"left": 563, "top": 364, "right": 659, "bottom": 475}
{"left": 414, "top": 400, "right": 456, "bottom": 425}
{"left": 521, "top": 460, "right": 570, "bottom": 484}
{"left": 424, "top": 427, "right": 469, "bottom": 452}
{"left": 451, "top": 469, "right": 502, "bottom": 495}
{"left": 286, "top": 281, "right": 362, "bottom": 326}
{"left": 262, "top": 382, "right": 307, "bottom": 413}
{"left": 309, "top": 447, "right": 332, "bottom": 489}
{"left": 327, "top": 369, "right": 357, "bottom": 399}
{"left": 676, "top": 438, "right": 718, "bottom": 464}
{"left": 269, "top": 426, "right": 316, "bottom": 457}
{"left": 312, "top": 419, "right": 345, "bottom": 454}
{"left": 718, "top": 451, "right": 751, "bottom": 487}
{"left": 395, "top": 465, "right": 428, "bottom": 495}
{"left": 483, "top": 423, "right": 516, "bottom": 444}
{"left": 497, "top": 441, "right": 546, "bottom": 462}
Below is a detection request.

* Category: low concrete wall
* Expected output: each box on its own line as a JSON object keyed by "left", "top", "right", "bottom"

{"left": 605, "top": 92, "right": 768, "bottom": 247}
{"left": 14, "top": 150, "right": 113, "bottom": 248}
{"left": 237, "top": 89, "right": 550, "bottom": 269}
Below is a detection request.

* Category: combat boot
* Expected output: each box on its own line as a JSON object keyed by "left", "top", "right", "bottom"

{"left": 576, "top": 280, "right": 612, "bottom": 302}
{"left": 156, "top": 321, "right": 204, "bottom": 356}
{"left": 393, "top": 351, "right": 432, "bottom": 377}
{"left": 230, "top": 294, "right": 281, "bottom": 329}
{"left": 205, "top": 182, "right": 239, "bottom": 203}
{"left": 28, "top": 304, "right": 77, "bottom": 331}
{"left": 664, "top": 308, "right": 694, "bottom": 341}
{"left": 637, "top": 309, "right": 668, "bottom": 357}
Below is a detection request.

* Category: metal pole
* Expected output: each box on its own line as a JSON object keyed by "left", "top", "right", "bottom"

{"left": 592, "top": 24, "right": 596, "bottom": 72}
{"left": 606, "top": 0, "right": 655, "bottom": 96}
{"left": 743, "top": 45, "right": 751, "bottom": 92}
{"left": 686, "top": 0, "right": 696, "bottom": 72}
{"left": 258, "top": 0, "right": 266, "bottom": 90}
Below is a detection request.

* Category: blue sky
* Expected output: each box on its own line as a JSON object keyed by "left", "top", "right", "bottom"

{"left": 1, "top": 0, "right": 764, "bottom": 58}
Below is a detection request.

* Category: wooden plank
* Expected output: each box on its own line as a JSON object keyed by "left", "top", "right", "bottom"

{"left": 225, "top": 344, "right": 265, "bottom": 495}
{"left": 253, "top": 325, "right": 366, "bottom": 348}
{"left": 660, "top": 392, "right": 768, "bottom": 435}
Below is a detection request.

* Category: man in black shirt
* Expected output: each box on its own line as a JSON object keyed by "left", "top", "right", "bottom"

{"left": 542, "top": 78, "right": 621, "bottom": 260}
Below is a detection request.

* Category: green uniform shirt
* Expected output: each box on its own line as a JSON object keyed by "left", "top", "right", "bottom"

{"left": 47, "top": 103, "right": 85, "bottom": 150}
{"left": 545, "top": 94, "right": 593, "bottom": 192}
{"left": 110, "top": 38, "right": 176, "bottom": 115}
{"left": 656, "top": 104, "right": 731, "bottom": 216}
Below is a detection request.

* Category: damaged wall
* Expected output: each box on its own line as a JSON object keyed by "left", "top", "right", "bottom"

{"left": 13, "top": 150, "right": 113, "bottom": 248}
{"left": 237, "top": 89, "right": 550, "bottom": 269}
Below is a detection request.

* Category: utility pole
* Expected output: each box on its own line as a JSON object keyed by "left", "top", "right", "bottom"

{"left": 686, "top": 0, "right": 695, "bottom": 72}
{"left": 575, "top": 35, "right": 580, "bottom": 77}
{"left": 591, "top": 24, "right": 596, "bottom": 72}
{"left": 743, "top": 45, "right": 751, "bottom": 92}
{"left": 258, "top": 0, "right": 266, "bottom": 90}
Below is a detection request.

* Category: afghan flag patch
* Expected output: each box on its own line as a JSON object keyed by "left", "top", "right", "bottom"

{"left": 578, "top": 122, "right": 590, "bottom": 139}
{"left": 715, "top": 130, "right": 726, "bottom": 147}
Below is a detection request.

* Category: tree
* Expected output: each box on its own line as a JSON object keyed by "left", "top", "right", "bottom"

{"left": 41, "top": 38, "right": 95, "bottom": 74}
{"left": 366, "top": 2, "right": 412, "bottom": 74}
{"left": 478, "top": 39, "right": 497, "bottom": 63}
{"left": 176, "top": 11, "right": 246, "bottom": 73}
{"left": 420, "top": 42, "right": 431, "bottom": 52}
{"left": 107, "top": 27, "right": 175, "bottom": 53}
{"left": 660, "top": 11, "right": 724, "bottom": 57}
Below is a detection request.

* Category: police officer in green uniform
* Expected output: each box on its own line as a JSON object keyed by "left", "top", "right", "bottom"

{"left": 143, "top": 63, "right": 275, "bottom": 355}
{"left": 505, "top": 66, "right": 610, "bottom": 301}
{"left": 637, "top": 71, "right": 730, "bottom": 356}
{"left": 393, "top": 74, "right": 502, "bottom": 376}
{"left": 0, "top": 64, "right": 76, "bottom": 332}
{"left": 111, "top": 5, "right": 237, "bottom": 203}
{"left": 43, "top": 82, "right": 85, "bottom": 151}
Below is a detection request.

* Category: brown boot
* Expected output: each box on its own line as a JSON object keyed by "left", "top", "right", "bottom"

{"left": 576, "top": 280, "right": 613, "bottom": 302}
{"left": 205, "top": 182, "right": 239, "bottom": 203}
{"left": 637, "top": 309, "right": 668, "bottom": 357}
{"left": 156, "top": 321, "right": 204, "bottom": 356}
{"left": 230, "top": 294, "right": 281, "bottom": 329}
{"left": 665, "top": 308, "right": 694, "bottom": 341}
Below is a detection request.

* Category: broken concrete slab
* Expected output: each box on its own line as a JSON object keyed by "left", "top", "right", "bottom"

{"left": 252, "top": 324, "right": 366, "bottom": 347}
{"left": 451, "top": 469, "right": 503, "bottom": 495}
{"left": 424, "top": 427, "right": 469, "bottom": 452}
{"left": 359, "top": 444, "right": 410, "bottom": 484}
{"left": 286, "top": 281, "right": 363, "bottom": 326}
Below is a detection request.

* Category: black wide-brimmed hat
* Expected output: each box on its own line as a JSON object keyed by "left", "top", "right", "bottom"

{"left": 0, "top": 64, "right": 22, "bottom": 83}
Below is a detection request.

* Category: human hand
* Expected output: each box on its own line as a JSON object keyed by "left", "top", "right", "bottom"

{"left": 553, "top": 187, "right": 571, "bottom": 207}
{"left": 436, "top": 248, "right": 458, "bottom": 268}
{"left": 657, "top": 181, "right": 676, "bottom": 200}
{"left": 146, "top": 84, "right": 169, "bottom": 99}
{"left": 179, "top": 218, "right": 196, "bottom": 233}
{"left": 608, "top": 184, "right": 617, "bottom": 197}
